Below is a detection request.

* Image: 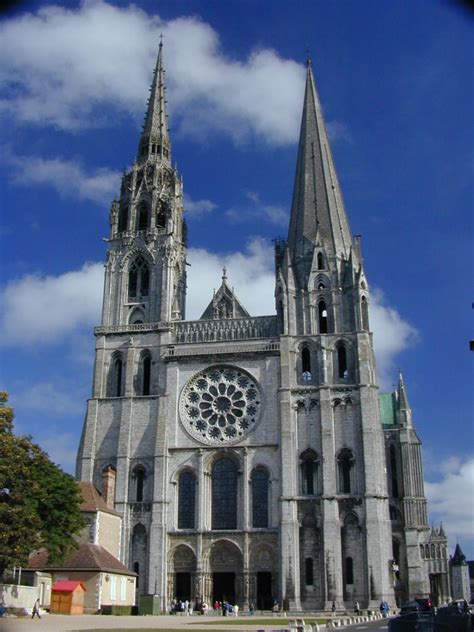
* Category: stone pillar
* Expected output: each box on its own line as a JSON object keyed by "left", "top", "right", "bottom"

{"left": 243, "top": 448, "right": 250, "bottom": 530}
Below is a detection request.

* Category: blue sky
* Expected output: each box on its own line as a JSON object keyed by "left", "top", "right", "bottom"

{"left": 0, "top": 0, "right": 472, "bottom": 557}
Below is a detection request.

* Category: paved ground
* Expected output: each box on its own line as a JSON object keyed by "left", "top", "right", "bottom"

{"left": 0, "top": 613, "right": 391, "bottom": 632}
{"left": 0, "top": 613, "right": 302, "bottom": 632}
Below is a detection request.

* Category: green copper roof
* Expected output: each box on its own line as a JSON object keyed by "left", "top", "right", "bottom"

{"left": 379, "top": 392, "right": 397, "bottom": 427}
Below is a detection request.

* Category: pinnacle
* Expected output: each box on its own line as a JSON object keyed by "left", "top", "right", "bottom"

{"left": 287, "top": 59, "right": 352, "bottom": 285}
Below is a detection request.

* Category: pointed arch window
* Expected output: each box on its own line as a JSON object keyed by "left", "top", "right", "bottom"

{"left": 118, "top": 204, "right": 128, "bottom": 232}
{"left": 136, "top": 352, "right": 152, "bottom": 396}
{"left": 361, "top": 296, "right": 369, "bottom": 331}
{"left": 212, "top": 458, "right": 237, "bottom": 530}
{"left": 137, "top": 202, "right": 149, "bottom": 231}
{"left": 337, "top": 449, "right": 354, "bottom": 494}
{"left": 305, "top": 558, "right": 314, "bottom": 585}
{"left": 345, "top": 556, "right": 354, "bottom": 585}
{"left": 301, "top": 346, "right": 312, "bottom": 381}
{"left": 337, "top": 343, "right": 348, "bottom": 380}
{"left": 300, "top": 450, "right": 319, "bottom": 495}
{"left": 317, "top": 252, "right": 324, "bottom": 270}
{"left": 129, "top": 256, "right": 150, "bottom": 300}
{"left": 251, "top": 468, "right": 269, "bottom": 528}
{"left": 390, "top": 445, "right": 399, "bottom": 498}
{"left": 132, "top": 466, "right": 146, "bottom": 502}
{"left": 178, "top": 470, "right": 196, "bottom": 529}
{"left": 108, "top": 355, "right": 124, "bottom": 397}
{"left": 318, "top": 301, "right": 328, "bottom": 334}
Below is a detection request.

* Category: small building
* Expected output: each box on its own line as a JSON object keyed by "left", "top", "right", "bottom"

{"left": 47, "top": 542, "right": 136, "bottom": 613}
{"left": 51, "top": 580, "right": 85, "bottom": 614}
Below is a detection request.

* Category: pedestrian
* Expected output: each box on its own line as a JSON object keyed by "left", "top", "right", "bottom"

{"left": 233, "top": 603, "right": 239, "bottom": 616}
{"left": 354, "top": 601, "right": 360, "bottom": 615}
{"left": 249, "top": 602, "right": 255, "bottom": 615}
{"left": 31, "top": 599, "right": 41, "bottom": 619}
{"left": 331, "top": 601, "right": 336, "bottom": 613}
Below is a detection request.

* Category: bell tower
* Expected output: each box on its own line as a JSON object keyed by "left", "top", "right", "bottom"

{"left": 103, "top": 40, "right": 187, "bottom": 327}
{"left": 276, "top": 59, "right": 394, "bottom": 610}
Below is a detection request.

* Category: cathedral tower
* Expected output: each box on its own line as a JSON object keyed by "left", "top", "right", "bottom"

{"left": 276, "top": 60, "right": 393, "bottom": 609}
{"left": 103, "top": 41, "right": 187, "bottom": 327}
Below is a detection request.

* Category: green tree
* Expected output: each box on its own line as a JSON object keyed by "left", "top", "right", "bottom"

{"left": 0, "top": 392, "right": 85, "bottom": 577}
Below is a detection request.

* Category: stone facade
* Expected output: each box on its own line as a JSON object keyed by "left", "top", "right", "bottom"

{"left": 76, "top": 44, "right": 448, "bottom": 611}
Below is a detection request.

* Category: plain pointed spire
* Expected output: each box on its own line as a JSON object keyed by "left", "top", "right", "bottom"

{"left": 287, "top": 59, "right": 352, "bottom": 281}
{"left": 138, "top": 39, "right": 171, "bottom": 162}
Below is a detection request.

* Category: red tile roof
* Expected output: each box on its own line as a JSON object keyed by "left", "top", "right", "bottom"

{"left": 78, "top": 481, "right": 120, "bottom": 516}
{"left": 52, "top": 580, "right": 85, "bottom": 592}
{"left": 47, "top": 542, "right": 136, "bottom": 577}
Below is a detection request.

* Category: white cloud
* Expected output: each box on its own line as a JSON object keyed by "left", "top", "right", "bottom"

{"left": 0, "top": 1, "right": 305, "bottom": 145}
{"left": 184, "top": 195, "right": 217, "bottom": 218}
{"left": 0, "top": 262, "right": 103, "bottom": 346}
{"left": 187, "top": 238, "right": 275, "bottom": 319}
{"left": 425, "top": 457, "right": 474, "bottom": 556}
{"left": 15, "top": 381, "right": 84, "bottom": 417}
{"left": 370, "top": 289, "right": 419, "bottom": 390}
{"left": 3, "top": 150, "right": 120, "bottom": 206}
{"left": 225, "top": 192, "right": 289, "bottom": 226}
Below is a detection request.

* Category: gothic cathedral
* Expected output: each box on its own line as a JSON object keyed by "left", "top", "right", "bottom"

{"left": 76, "top": 43, "right": 450, "bottom": 611}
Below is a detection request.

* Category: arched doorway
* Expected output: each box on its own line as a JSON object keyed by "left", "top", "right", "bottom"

{"left": 207, "top": 540, "right": 243, "bottom": 606}
{"left": 170, "top": 545, "right": 196, "bottom": 603}
{"left": 249, "top": 544, "right": 278, "bottom": 610}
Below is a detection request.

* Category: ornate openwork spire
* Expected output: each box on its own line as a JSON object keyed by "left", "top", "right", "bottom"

{"left": 287, "top": 60, "right": 352, "bottom": 279}
{"left": 137, "top": 38, "right": 170, "bottom": 162}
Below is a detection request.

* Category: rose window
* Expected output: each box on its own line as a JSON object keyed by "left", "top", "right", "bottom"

{"left": 179, "top": 365, "right": 262, "bottom": 445}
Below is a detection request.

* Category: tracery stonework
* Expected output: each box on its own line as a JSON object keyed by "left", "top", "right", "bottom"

{"left": 179, "top": 365, "right": 262, "bottom": 445}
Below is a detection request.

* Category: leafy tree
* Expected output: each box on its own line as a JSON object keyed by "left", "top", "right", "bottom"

{"left": 0, "top": 392, "right": 85, "bottom": 578}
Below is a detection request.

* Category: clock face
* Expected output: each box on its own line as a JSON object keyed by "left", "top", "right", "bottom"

{"left": 179, "top": 365, "right": 262, "bottom": 445}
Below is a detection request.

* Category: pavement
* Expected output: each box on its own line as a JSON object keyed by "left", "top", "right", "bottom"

{"left": 0, "top": 613, "right": 313, "bottom": 632}
{"left": 0, "top": 612, "right": 392, "bottom": 632}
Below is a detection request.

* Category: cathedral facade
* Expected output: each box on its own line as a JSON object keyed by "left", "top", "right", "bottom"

{"left": 76, "top": 43, "right": 449, "bottom": 611}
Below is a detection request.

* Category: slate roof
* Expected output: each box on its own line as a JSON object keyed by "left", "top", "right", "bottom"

{"left": 47, "top": 542, "right": 136, "bottom": 577}
{"left": 78, "top": 481, "right": 120, "bottom": 516}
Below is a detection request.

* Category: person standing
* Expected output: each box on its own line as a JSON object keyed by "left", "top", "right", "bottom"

{"left": 31, "top": 599, "right": 41, "bottom": 619}
{"left": 354, "top": 601, "right": 360, "bottom": 615}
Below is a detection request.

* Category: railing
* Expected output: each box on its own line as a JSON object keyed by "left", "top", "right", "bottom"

{"left": 174, "top": 315, "right": 278, "bottom": 343}
{"left": 95, "top": 321, "right": 173, "bottom": 335}
{"left": 95, "top": 315, "right": 278, "bottom": 342}
{"left": 164, "top": 340, "right": 280, "bottom": 359}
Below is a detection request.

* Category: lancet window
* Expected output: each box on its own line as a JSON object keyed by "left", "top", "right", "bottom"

{"left": 128, "top": 256, "right": 150, "bottom": 300}
{"left": 300, "top": 450, "right": 319, "bottom": 495}
{"left": 337, "top": 449, "right": 354, "bottom": 494}
{"left": 131, "top": 465, "right": 146, "bottom": 502}
{"left": 318, "top": 301, "right": 328, "bottom": 334}
{"left": 212, "top": 457, "right": 237, "bottom": 530}
{"left": 178, "top": 470, "right": 196, "bottom": 529}
{"left": 108, "top": 355, "right": 124, "bottom": 397}
{"left": 251, "top": 468, "right": 269, "bottom": 528}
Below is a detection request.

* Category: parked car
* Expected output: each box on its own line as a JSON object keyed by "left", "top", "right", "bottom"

{"left": 415, "top": 597, "right": 435, "bottom": 613}
{"left": 400, "top": 601, "right": 421, "bottom": 615}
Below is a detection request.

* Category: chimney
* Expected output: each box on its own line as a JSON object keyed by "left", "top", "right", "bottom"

{"left": 102, "top": 466, "right": 116, "bottom": 509}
